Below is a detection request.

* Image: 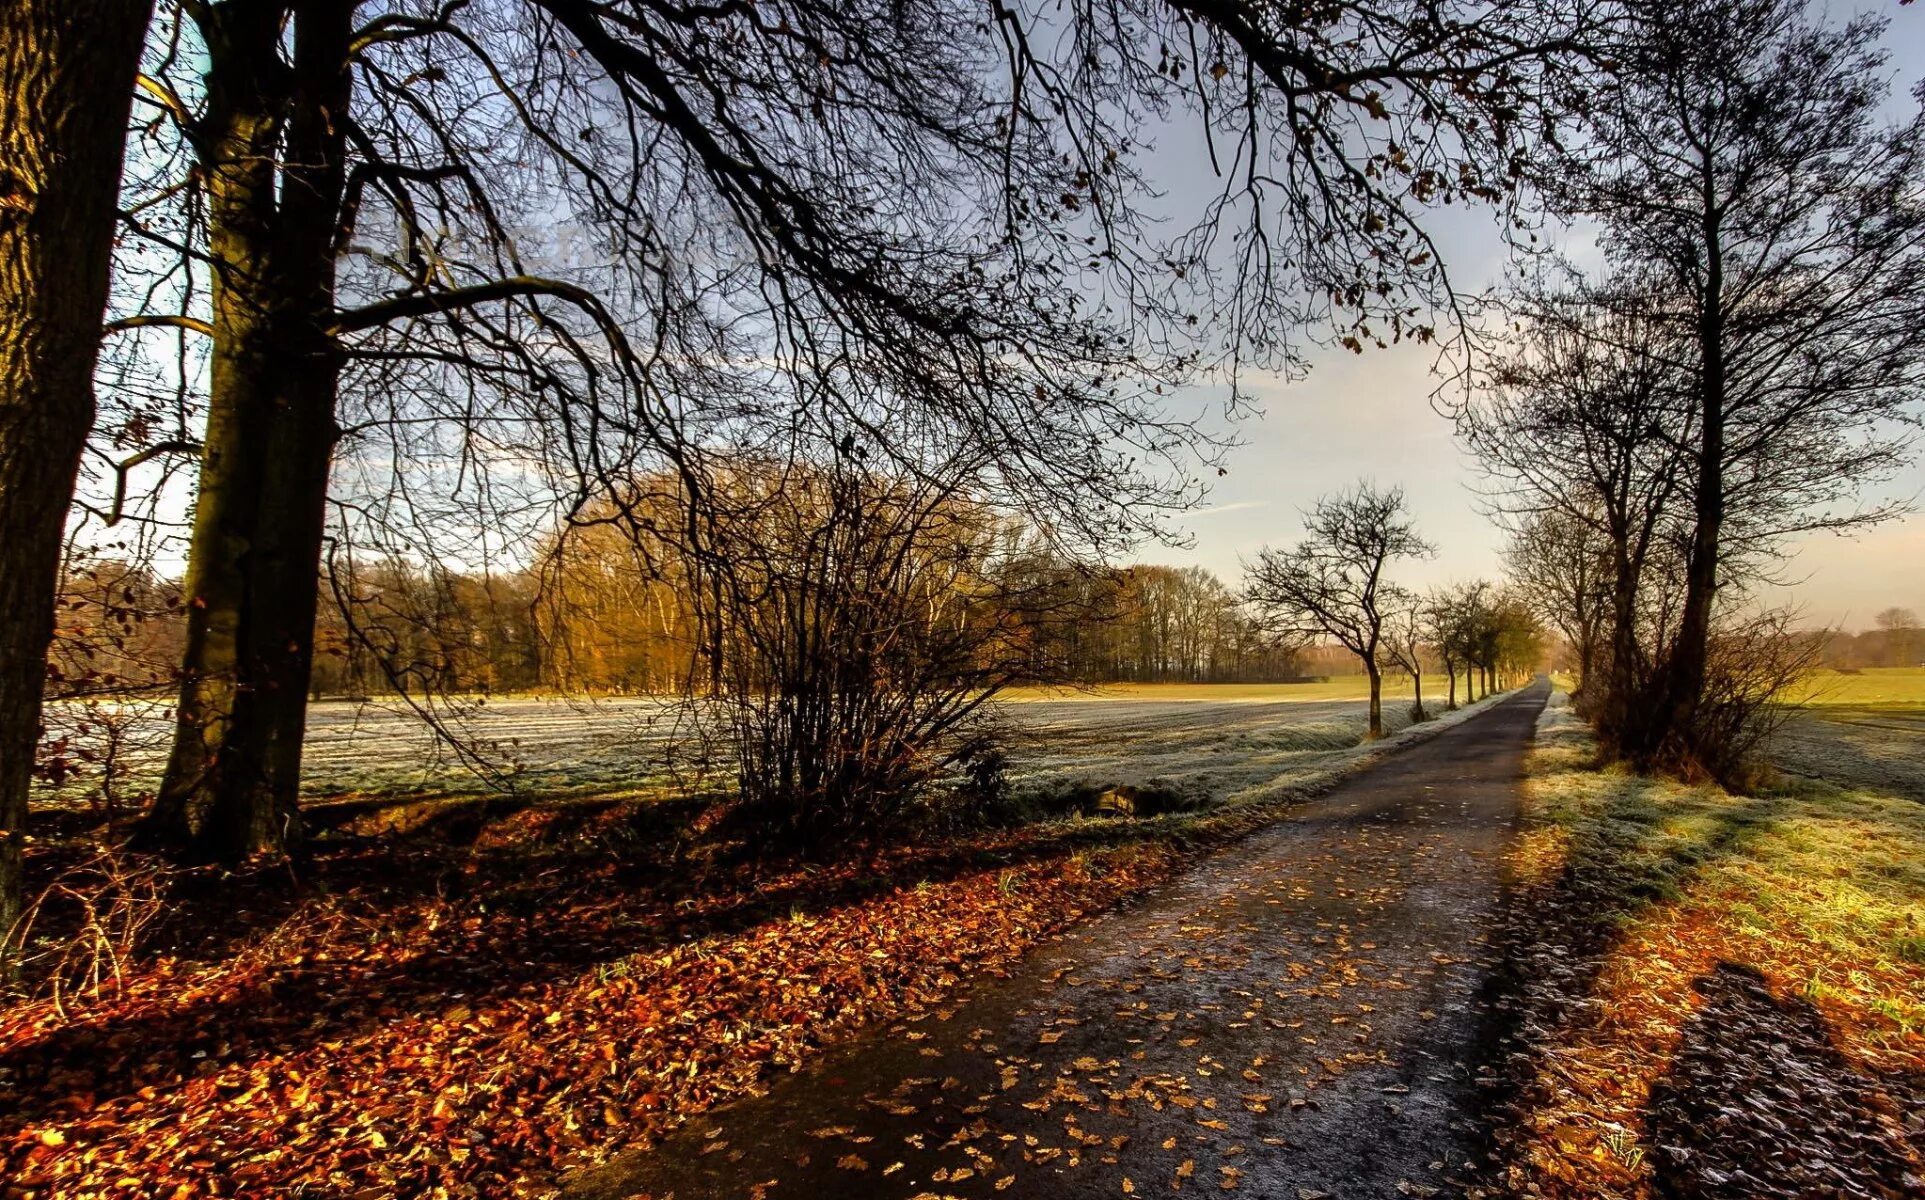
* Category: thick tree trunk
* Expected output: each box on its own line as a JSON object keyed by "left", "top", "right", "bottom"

{"left": 1411, "top": 670, "right": 1424, "bottom": 722}
{"left": 1570, "top": 627, "right": 1599, "bottom": 713}
{"left": 1364, "top": 662, "right": 1383, "bottom": 739}
{"left": 0, "top": 0, "right": 151, "bottom": 946}
{"left": 1656, "top": 221, "right": 1727, "bottom": 771}
{"left": 143, "top": 2, "right": 348, "bottom": 863}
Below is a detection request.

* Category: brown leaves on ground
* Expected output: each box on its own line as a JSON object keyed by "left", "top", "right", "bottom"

{"left": 2, "top": 794, "right": 1345, "bottom": 1198}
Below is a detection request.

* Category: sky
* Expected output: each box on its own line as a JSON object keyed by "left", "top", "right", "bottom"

{"left": 1129, "top": 3, "right": 1925, "bottom": 632}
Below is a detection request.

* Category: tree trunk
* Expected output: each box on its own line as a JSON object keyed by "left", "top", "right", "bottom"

{"left": 1656, "top": 211, "right": 1727, "bottom": 771}
{"left": 1364, "top": 662, "right": 1383, "bottom": 739}
{"left": 0, "top": 0, "right": 152, "bottom": 947}
{"left": 1596, "top": 533, "right": 1646, "bottom": 755}
{"left": 1444, "top": 658, "right": 1457, "bottom": 710}
{"left": 143, "top": 1, "right": 348, "bottom": 863}
{"left": 1411, "top": 670, "right": 1424, "bottom": 722}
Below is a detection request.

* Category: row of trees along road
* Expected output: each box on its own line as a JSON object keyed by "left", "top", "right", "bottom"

{"left": 1244, "top": 482, "right": 1545, "bottom": 739}
{"left": 0, "top": 0, "right": 1613, "bottom": 939}
{"left": 1461, "top": 0, "right": 1925, "bottom": 781}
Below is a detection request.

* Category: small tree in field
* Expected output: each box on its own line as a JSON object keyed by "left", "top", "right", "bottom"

{"left": 1246, "top": 484, "right": 1433, "bottom": 740}
{"left": 1381, "top": 589, "right": 1431, "bottom": 723}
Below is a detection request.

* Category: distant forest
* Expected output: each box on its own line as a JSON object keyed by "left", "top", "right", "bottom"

{"left": 52, "top": 551, "right": 1311, "bottom": 703}
{"left": 1810, "top": 609, "right": 1925, "bottom": 670}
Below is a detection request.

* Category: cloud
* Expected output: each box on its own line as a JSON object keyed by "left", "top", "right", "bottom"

{"left": 1188, "top": 501, "right": 1268, "bottom": 519}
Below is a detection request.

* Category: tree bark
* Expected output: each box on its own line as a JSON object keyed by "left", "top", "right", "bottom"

{"left": 1596, "top": 530, "right": 1646, "bottom": 754}
{"left": 1655, "top": 199, "right": 1727, "bottom": 770}
{"left": 0, "top": 0, "right": 152, "bottom": 946}
{"left": 1364, "top": 662, "right": 1383, "bottom": 739}
{"left": 143, "top": 1, "right": 348, "bottom": 863}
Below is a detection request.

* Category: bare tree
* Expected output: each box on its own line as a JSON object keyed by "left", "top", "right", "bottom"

{"left": 1424, "top": 586, "right": 1469, "bottom": 710}
{"left": 1875, "top": 606, "right": 1922, "bottom": 669}
{"left": 1536, "top": 0, "right": 1925, "bottom": 772}
{"left": 1, "top": 0, "right": 153, "bottom": 946}
{"left": 1459, "top": 279, "right": 1695, "bottom": 743}
{"left": 1380, "top": 588, "right": 1430, "bottom": 723}
{"left": 1489, "top": 590, "right": 1547, "bottom": 689}
{"left": 1503, "top": 507, "right": 1611, "bottom": 706}
{"left": 1245, "top": 483, "right": 1433, "bottom": 739}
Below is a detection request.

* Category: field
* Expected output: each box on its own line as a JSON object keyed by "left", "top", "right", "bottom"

{"left": 1774, "top": 667, "right": 1925, "bottom": 802}
{"left": 39, "top": 674, "right": 1465, "bottom": 810}
{"left": 1787, "top": 665, "right": 1925, "bottom": 707}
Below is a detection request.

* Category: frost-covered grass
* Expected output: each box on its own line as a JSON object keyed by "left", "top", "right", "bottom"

{"left": 1772, "top": 669, "right": 1925, "bottom": 803}
{"left": 999, "top": 673, "right": 1458, "bottom": 703}
{"left": 1772, "top": 708, "right": 1925, "bottom": 804}
{"left": 1544, "top": 667, "right": 1925, "bottom": 803}
{"left": 37, "top": 682, "right": 1499, "bottom": 811}
{"left": 997, "top": 684, "right": 1491, "bottom": 808}
{"left": 1524, "top": 691, "right": 1925, "bottom": 1045}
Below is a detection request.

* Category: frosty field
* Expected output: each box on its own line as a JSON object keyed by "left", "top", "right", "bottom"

{"left": 308, "top": 681, "right": 1455, "bottom": 802}
{"left": 39, "top": 676, "right": 1461, "bottom": 810}
{"left": 1774, "top": 669, "right": 1925, "bottom": 803}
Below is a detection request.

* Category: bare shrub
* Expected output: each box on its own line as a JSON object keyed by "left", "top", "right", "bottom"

{"left": 3, "top": 846, "right": 172, "bottom": 1012}
{"left": 1658, "top": 608, "right": 1823, "bottom": 787}
{"left": 686, "top": 458, "right": 1070, "bottom": 842}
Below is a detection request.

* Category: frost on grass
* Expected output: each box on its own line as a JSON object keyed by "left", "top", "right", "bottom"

{"left": 1772, "top": 707, "right": 1925, "bottom": 805}
{"left": 35, "top": 684, "right": 1495, "bottom": 817}
{"left": 1488, "top": 690, "right": 1925, "bottom": 1200}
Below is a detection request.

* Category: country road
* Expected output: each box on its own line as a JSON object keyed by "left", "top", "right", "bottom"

{"left": 565, "top": 679, "right": 1553, "bottom": 1200}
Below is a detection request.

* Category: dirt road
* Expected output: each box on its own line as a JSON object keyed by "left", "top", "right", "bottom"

{"left": 566, "top": 681, "right": 1552, "bottom": 1200}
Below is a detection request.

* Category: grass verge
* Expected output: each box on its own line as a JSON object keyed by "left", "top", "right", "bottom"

{"left": 1485, "top": 691, "right": 1925, "bottom": 1199}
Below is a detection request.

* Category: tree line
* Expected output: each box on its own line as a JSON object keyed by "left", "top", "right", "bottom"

{"left": 1810, "top": 609, "right": 1925, "bottom": 672}
{"left": 1460, "top": 0, "right": 1925, "bottom": 781}
{"left": 46, "top": 537, "right": 1310, "bottom": 708}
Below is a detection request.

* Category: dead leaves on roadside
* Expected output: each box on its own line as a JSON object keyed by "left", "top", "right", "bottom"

{"left": 0, "top": 834, "right": 1186, "bottom": 1198}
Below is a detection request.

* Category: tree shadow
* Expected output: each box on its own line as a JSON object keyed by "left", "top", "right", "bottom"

{"left": 0, "top": 789, "right": 1262, "bottom": 1136}
{"left": 1477, "top": 715, "right": 1925, "bottom": 1196}
{"left": 1473, "top": 744, "right": 1791, "bottom": 1177}
{"left": 1645, "top": 962, "right": 1922, "bottom": 1199}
